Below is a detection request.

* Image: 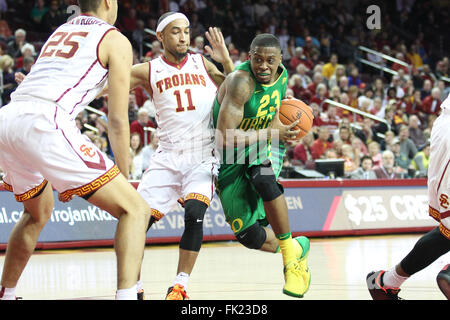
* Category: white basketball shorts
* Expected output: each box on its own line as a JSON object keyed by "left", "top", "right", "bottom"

{"left": 137, "top": 145, "right": 219, "bottom": 220}
{"left": 0, "top": 100, "right": 119, "bottom": 202}
{"left": 427, "top": 107, "right": 450, "bottom": 239}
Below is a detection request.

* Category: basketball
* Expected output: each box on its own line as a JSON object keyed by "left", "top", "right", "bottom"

{"left": 279, "top": 98, "right": 314, "bottom": 140}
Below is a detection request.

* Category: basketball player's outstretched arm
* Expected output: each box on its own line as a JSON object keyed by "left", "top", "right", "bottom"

{"left": 202, "top": 27, "right": 234, "bottom": 87}
{"left": 216, "top": 71, "right": 299, "bottom": 148}
{"left": 98, "top": 29, "right": 133, "bottom": 178}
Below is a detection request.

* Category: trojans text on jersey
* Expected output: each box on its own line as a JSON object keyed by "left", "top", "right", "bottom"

{"left": 155, "top": 73, "right": 207, "bottom": 93}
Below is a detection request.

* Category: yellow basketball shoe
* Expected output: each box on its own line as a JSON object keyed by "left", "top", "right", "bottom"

{"left": 295, "top": 236, "right": 311, "bottom": 295}
{"left": 283, "top": 260, "right": 308, "bottom": 298}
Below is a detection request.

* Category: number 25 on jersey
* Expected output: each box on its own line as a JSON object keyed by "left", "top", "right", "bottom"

{"left": 40, "top": 31, "right": 89, "bottom": 59}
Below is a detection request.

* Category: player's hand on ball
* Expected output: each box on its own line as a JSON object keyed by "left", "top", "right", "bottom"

{"left": 271, "top": 108, "right": 300, "bottom": 142}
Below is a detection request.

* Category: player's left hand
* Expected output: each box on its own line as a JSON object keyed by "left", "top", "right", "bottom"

{"left": 204, "top": 27, "right": 230, "bottom": 64}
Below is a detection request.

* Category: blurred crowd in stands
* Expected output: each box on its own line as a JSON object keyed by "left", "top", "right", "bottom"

{"left": 0, "top": 0, "right": 449, "bottom": 181}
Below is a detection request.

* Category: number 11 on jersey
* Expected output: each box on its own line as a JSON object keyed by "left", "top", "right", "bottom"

{"left": 174, "top": 89, "right": 196, "bottom": 112}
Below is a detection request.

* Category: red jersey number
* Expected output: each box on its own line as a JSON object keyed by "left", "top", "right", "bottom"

{"left": 40, "top": 31, "right": 89, "bottom": 59}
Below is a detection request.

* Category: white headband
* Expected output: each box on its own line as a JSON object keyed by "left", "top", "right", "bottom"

{"left": 156, "top": 13, "right": 190, "bottom": 33}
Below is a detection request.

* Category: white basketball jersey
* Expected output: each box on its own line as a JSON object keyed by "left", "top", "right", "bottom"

{"left": 149, "top": 53, "right": 218, "bottom": 152}
{"left": 11, "top": 15, "right": 115, "bottom": 118}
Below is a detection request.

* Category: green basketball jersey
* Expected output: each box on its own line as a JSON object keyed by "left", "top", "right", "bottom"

{"left": 212, "top": 61, "right": 288, "bottom": 189}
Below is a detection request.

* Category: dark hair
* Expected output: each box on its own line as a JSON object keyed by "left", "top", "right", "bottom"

{"left": 78, "top": 0, "right": 102, "bottom": 13}
{"left": 250, "top": 33, "right": 281, "bottom": 52}
{"left": 360, "top": 155, "right": 373, "bottom": 165}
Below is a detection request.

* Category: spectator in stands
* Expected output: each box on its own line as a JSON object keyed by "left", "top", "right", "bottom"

{"left": 373, "top": 150, "right": 402, "bottom": 179}
{"left": 420, "top": 79, "right": 433, "bottom": 100}
{"left": 130, "top": 132, "right": 144, "bottom": 180}
{"left": 405, "top": 89, "right": 422, "bottom": 116}
{"left": 350, "top": 155, "right": 377, "bottom": 180}
{"left": 322, "top": 53, "right": 338, "bottom": 80}
{"left": 408, "top": 114, "right": 427, "bottom": 149}
{"left": 320, "top": 105, "right": 340, "bottom": 132}
{"left": 289, "top": 46, "right": 313, "bottom": 71}
{"left": 41, "top": 0, "right": 65, "bottom": 34}
{"left": 398, "top": 125, "right": 418, "bottom": 161}
{"left": 341, "top": 144, "right": 359, "bottom": 175}
{"left": 411, "top": 142, "right": 430, "bottom": 178}
{"left": 351, "top": 136, "right": 369, "bottom": 158}
{"left": 437, "top": 80, "right": 450, "bottom": 101}
{"left": 132, "top": 20, "right": 147, "bottom": 56}
{"left": 370, "top": 97, "right": 384, "bottom": 118}
{"left": 292, "top": 131, "right": 314, "bottom": 167}
{"left": 347, "top": 66, "right": 362, "bottom": 87}
{"left": 145, "top": 40, "right": 162, "bottom": 60}
{"left": 307, "top": 72, "right": 324, "bottom": 96}
{"left": 295, "top": 63, "right": 312, "bottom": 89}
{"left": 392, "top": 52, "right": 410, "bottom": 74}
{"left": 338, "top": 75, "right": 349, "bottom": 93}
{"left": 191, "top": 35, "right": 205, "bottom": 54}
{"left": 0, "top": 54, "right": 16, "bottom": 104}
{"left": 309, "top": 83, "right": 328, "bottom": 110}
{"left": 389, "top": 75, "right": 405, "bottom": 99}
{"left": 120, "top": 7, "right": 137, "bottom": 32}
{"left": 407, "top": 44, "right": 423, "bottom": 70}
{"left": 130, "top": 108, "right": 156, "bottom": 147}
{"left": 381, "top": 130, "right": 396, "bottom": 151}
{"left": 311, "top": 126, "right": 334, "bottom": 160}
{"left": 420, "top": 64, "right": 437, "bottom": 86}
{"left": 435, "top": 60, "right": 448, "bottom": 80}
{"left": 372, "top": 77, "right": 386, "bottom": 101}
{"left": 189, "top": 13, "right": 205, "bottom": 41}
{"left": 6, "top": 29, "right": 29, "bottom": 58}
{"left": 368, "top": 140, "right": 383, "bottom": 168}
{"left": 16, "top": 56, "right": 34, "bottom": 76}
{"left": 421, "top": 87, "right": 442, "bottom": 116}
{"left": 391, "top": 137, "right": 410, "bottom": 174}
{"left": 30, "top": 0, "right": 49, "bottom": 30}
{"left": 310, "top": 102, "right": 325, "bottom": 131}
{"left": 328, "top": 64, "right": 346, "bottom": 89}
{"left": 15, "top": 43, "right": 35, "bottom": 70}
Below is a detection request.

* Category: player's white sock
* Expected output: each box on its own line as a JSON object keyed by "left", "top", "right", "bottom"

{"left": 115, "top": 285, "right": 137, "bottom": 300}
{"left": 0, "top": 286, "right": 16, "bottom": 300}
{"left": 136, "top": 280, "right": 143, "bottom": 292}
{"left": 173, "top": 272, "right": 189, "bottom": 289}
{"left": 382, "top": 267, "right": 408, "bottom": 288}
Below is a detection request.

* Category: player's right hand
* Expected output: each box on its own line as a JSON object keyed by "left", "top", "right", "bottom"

{"left": 270, "top": 108, "right": 300, "bottom": 142}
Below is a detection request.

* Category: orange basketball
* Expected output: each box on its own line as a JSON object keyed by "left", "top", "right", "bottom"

{"left": 279, "top": 98, "right": 314, "bottom": 140}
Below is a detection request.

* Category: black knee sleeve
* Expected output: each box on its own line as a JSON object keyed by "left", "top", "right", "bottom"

{"left": 248, "top": 162, "right": 283, "bottom": 202}
{"left": 179, "top": 199, "right": 208, "bottom": 252}
{"left": 400, "top": 227, "right": 450, "bottom": 276}
{"left": 236, "top": 222, "right": 267, "bottom": 250}
{"left": 146, "top": 216, "right": 157, "bottom": 232}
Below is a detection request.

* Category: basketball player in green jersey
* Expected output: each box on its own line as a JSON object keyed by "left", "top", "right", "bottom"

{"left": 212, "top": 34, "right": 311, "bottom": 298}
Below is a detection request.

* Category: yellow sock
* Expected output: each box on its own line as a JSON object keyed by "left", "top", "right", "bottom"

{"left": 277, "top": 233, "right": 296, "bottom": 266}
{"left": 276, "top": 238, "right": 303, "bottom": 259}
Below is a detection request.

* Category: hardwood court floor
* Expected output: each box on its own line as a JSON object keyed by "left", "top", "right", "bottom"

{"left": 0, "top": 233, "right": 448, "bottom": 300}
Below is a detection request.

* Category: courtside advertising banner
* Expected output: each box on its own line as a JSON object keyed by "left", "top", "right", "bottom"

{"left": 0, "top": 179, "right": 437, "bottom": 249}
